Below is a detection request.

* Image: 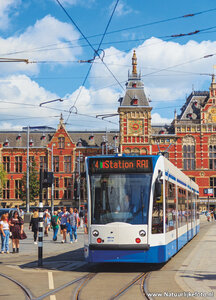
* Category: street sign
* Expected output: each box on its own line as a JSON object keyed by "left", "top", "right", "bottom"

{"left": 204, "top": 188, "right": 213, "bottom": 196}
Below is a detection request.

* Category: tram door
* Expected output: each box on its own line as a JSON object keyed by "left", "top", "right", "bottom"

{"left": 191, "top": 192, "right": 196, "bottom": 236}
{"left": 187, "top": 191, "right": 192, "bottom": 240}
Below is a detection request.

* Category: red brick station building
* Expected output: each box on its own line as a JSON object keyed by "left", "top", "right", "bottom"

{"left": 1, "top": 51, "right": 216, "bottom": 209}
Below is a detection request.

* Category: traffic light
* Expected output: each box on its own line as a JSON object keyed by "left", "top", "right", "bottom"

{"left": 74, "top": 180, "right": 78, "bottom": 199}
{"left": 42, "top": 171, "right": 54, "bottom": 188}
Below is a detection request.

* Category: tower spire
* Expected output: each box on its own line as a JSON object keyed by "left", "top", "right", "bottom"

{"left": 132, "top": 50, "right": 137, "bottom": 76}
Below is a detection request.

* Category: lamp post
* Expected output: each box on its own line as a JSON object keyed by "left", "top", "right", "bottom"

{"left": 26, "top": 126, "right": 30, "bottom": 213}
{"left": 47, "top": 145, "right": 54, "bottom": 214}
{"left": 78, "top": 151, "right": 81, "bottom": 211}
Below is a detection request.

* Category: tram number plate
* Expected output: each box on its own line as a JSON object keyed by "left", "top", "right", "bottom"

{"left": 89, "top": 157, "right": 152, "bottom": 174}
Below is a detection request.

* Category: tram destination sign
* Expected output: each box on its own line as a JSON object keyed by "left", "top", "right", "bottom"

{"left": 89, "top": 157, "right": 153, "bottom": 174}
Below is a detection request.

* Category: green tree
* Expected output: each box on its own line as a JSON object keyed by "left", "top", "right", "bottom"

{"left": 0, "top": 163, "right": 7, "bottom": 198}
{"left": 19, "top": 160, "right": 40, "bottom": 202}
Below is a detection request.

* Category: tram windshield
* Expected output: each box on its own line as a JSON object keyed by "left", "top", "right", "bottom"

{"left": 90, "top": 173, "right": 152, "bottom": 224}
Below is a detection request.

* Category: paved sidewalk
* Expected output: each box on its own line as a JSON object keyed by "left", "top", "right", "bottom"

{"left": 175, "top": 222, "right": 216, "bottom": 300}
{"left": 147, "top": 220, "right": 216, "bottom": 300}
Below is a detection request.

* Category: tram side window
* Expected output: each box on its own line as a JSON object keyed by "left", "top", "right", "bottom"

{"left": 178, "top": 188, "right": 187, "bottom": 227}
{"left": 165, "top": 181, "right": 176, "bottom": 232}
{"left": 188, "top": 191, "right": 192, "bottom": 223}
{"left": 196, "top": 195, "right": 200, "bottom": 220}
{"left": 152, "top": 182, "right": 163, "bottom": 234}
{"left": 192, "top": 192, "right": 196, "bottom": 222}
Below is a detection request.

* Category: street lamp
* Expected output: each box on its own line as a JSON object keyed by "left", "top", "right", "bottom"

{"left": 47, "top": 145, "right": 54, "bottom": 214}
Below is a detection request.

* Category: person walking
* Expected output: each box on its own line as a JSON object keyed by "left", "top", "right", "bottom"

{"left": 0, "top": 214, "right": 10, "bottom": 254}
{"left": 59, "top": 207, "right": 69, "bottom": 243}
{"left": 44, "top": 212, "right": 51, "bottom": 237}
{"left": 51, "top": 211, "right": 60, "bottom": 241}
{"left": 68, "top": 207, "right": 78, "bottom": 243}
{"left": 29, "top": 210, "right": 39, "bottom": 244}
{"left": 74, "top": 208, "right": 80, "bottom": 229}
{"left": 9, "top": 211, "right": 24, "bottom": 253}
{"left": 79, "top": 208, "right": 84, "bottom": 228}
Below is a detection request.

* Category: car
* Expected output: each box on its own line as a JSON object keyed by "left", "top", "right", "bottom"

{"left": 0, "top": 208, "right": 20, "bottom": 219}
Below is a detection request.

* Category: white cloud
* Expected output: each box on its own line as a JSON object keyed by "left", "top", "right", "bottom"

{"left": 0, "top": 15, "right": 82, "bottom": 75}
{"left": 109, "top": 1, "right": 133, "bottom": 17}
{"left": 0, "top": 0, "right": 21, "bottom": 30}
{"left": 0, "top": 75, "right": 59, "bottom": 125}
{"left": 58, "top": 0, "right": 95, "bottom": 7}
{"left": 0, "top": 122, "right": 22, "bottom": 131}
{"left": 0, "top": 74, "right": 120, "bottom": 130}
{"left": 151, "top": 113, "right": 172, "bottom": 125}
{"left": 90, "top": 37, "right": 216, "bottom": 102}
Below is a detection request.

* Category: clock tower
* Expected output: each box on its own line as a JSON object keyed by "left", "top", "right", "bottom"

{"left": 118, "top": 50, "right": 152, "bottom": 155}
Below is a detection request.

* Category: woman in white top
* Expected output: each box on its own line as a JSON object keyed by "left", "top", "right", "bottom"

{"left": 0, "top": 214, "right": 10, "bottom": 254}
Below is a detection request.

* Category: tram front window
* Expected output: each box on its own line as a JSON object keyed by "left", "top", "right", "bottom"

{"left": 90, "top": 173, "right": 151, "bottom": 224}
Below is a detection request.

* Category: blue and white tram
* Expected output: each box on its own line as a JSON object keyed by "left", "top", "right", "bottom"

{"left": 84, "top": 155, "right": 199, "bottom": 263}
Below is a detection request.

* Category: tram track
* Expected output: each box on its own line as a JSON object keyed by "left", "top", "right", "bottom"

{"left": 0, "top": 272, "right": 33, "bottom": 300}
{"left": 109, "top": 272, "right": 148, "bottom": 300}
{"left": 72, "top": 271, "right": 152, "bottom": 300}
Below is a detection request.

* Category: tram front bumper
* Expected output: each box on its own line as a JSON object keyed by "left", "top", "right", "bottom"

{"left": 89, "top": 243, "right": 150, "bottom": 250}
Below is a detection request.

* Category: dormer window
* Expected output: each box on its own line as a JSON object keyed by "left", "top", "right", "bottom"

{"left": 159, "top": 130, "right": 165, "bottom": 134}
{"left": 77, "top": 139, "right": 83, "bottom": 147}
{"left": 131, "top": 98, "right": 138, "bottom": 105}
{"left": 16, "top": 134, "right": 21, "bottom": 140}
{"left": 194, "top": 101, "right": 198, "bottom": 106}
{"left": 132, "top": 82, "right": 137, "bottom": 88}
{"left": 113, "top": 135, "right": 118, "bottom": 140}
{"left": 187, "top": 113, "right": 192, "bottom": 118}
{"left": 4, "top": 139, "right": 9, "bottom": 147}
{"left": 41, "top": 133, "right": 46, "bottom": 140}
{"left": 89, "top": 135, "right": 94, "bottom": 141}
{"left": 29, "top": 139, "right": 34, "bottom": 147}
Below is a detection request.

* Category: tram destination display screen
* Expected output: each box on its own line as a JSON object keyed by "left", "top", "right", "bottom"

{"left": 89, "top": 157, "right": 153, "bottom": 174}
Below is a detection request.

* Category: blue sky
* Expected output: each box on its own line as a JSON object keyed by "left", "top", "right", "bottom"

{"left": 1, "top": 0, "right": 216, "bottom": 130}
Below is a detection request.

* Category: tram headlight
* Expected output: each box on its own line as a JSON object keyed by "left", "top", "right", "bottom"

{"left": 92, "top": 230, "right": 99, "bottom": 237}
{"left": 139, "top": 230, "right": 146, "bottom": 237}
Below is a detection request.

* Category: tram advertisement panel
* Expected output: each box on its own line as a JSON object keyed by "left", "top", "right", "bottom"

{"left": 89, "top": 157, "right": 153, "bottom": 174}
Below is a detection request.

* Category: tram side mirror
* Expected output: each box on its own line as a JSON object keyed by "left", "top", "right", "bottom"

{"left": 155, "top": 179, "right": 162, "bottom": 200}
{"left": 155, "top": 170, "right": 162, "bottom": 200}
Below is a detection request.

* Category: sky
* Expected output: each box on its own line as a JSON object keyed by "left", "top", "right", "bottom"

{"left": 1, "top": 0, "right": 216, "bottom": 131}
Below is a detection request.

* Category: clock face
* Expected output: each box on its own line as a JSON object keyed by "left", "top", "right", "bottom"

{"left": 128, "top": 119, "right": 143, "bottom": 135}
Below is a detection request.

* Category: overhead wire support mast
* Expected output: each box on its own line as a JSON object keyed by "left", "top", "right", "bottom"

{"left": 0, "top": 58, "right": 29, "bottom": 63}
{"left": 39, "top": 98, "right": 64, "bottom": 107}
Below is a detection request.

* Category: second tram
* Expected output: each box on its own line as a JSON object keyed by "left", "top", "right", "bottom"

{"left": 84, "top": 155, "right": 199, "bottom": 263}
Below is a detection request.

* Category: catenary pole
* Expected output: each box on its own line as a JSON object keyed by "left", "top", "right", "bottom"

{"left": 78, "top": 151, "right": 81, "bottom": 211}
{"left": 38, "top": 168, "right": 43, "bottom": 266}
{"left": 26, "top": 126, "right": 30, "bottom": 213}
{"left": 51, "top": 144, "right": 54, "bottom": 215}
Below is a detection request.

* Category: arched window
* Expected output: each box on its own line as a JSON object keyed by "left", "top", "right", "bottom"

{"left": 131, "top": 148, "right": 140, "bottom": 155}
{"left": 182, "top": 136, "right": 195, "bottom": 170}
{"left": 140, "top": 148, "right": 148, "bottom": 155}
{"left": 124, "top": 148, "right": 131, "bottom": 154}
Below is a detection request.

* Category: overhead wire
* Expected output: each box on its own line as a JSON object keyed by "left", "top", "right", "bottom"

{"left": 9, "top": 23, "right": 216, "bottom": 62}
{"left": 1, "top": 6, "right": 216, "bottom": 57}
{"left": 54, "top": 0, "right": 121, "bottom": 124}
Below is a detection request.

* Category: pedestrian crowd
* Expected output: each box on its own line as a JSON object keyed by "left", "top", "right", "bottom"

{"left": 29, "top": 206, "right": 87, "bottom": 244}
{"left": 0, "top": 210, "right": 26, "bottom": 254}
{"left": 206, "top": 209, "right": 216, "bottom": 222}
{"left": 0, "top": 206, "right": 87, "bottom": 254}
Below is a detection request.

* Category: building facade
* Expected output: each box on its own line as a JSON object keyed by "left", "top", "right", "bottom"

{"left": 0, "top": 117, "right": 117, "bottom": 207}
